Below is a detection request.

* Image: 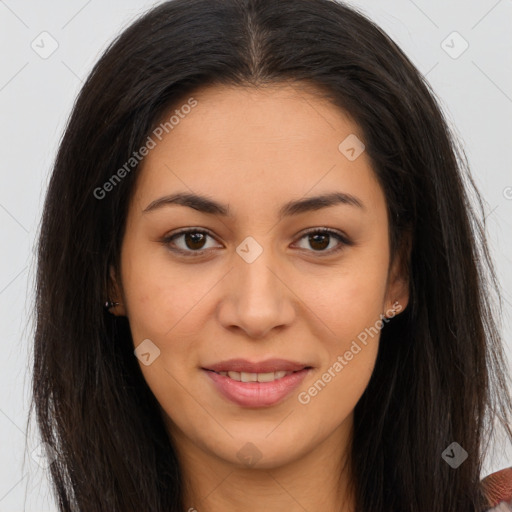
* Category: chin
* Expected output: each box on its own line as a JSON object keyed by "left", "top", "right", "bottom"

{"left": 203, "top": 428, "right": 313, "bottom": 470}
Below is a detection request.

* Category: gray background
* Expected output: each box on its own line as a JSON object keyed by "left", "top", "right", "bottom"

{"left": 0, "top": 0, "right": 511, "bottom": 509}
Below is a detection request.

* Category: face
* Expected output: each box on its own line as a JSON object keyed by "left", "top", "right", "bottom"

{"left": 111, "top": 83, "right": 408, "bottom": 471}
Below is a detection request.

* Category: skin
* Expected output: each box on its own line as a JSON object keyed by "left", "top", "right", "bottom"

{"left": 110, "top": 83, "right": 409, "bottom": 512}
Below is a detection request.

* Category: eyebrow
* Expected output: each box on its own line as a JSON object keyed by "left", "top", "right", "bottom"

{"left": 142, "top": 191, "right": 365, "bottom": 219}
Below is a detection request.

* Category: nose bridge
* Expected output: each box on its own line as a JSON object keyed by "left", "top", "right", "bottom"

{"left": 218, "top": 234, "right": 295, "bottom": 337}
{"left": 234, "top": 235, "right": 282, "bottom": 306}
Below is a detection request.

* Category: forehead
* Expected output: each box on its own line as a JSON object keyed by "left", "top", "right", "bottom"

{"left": 131, "top": 82, "right": 384, "bottom": 218}
{"left": 163, "top": 82, "right": 360, "bottom": 146}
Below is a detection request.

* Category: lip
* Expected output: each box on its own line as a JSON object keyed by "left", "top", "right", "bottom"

{"left": 203, "top": 363, "right": 312, "bottom": 408}
{"left": 203, "top": 358, "right": 311, "bottom": 374}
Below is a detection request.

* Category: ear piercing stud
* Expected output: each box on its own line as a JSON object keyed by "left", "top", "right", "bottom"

{"left": 104, "top": 300, "right": 120, "bottom": 310}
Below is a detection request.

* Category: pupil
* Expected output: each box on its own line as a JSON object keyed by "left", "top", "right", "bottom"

{"left": 310, "top": 233, "right": 329, "bottom": 250}
{"left": 186, "top": 232, "right": 206, "bottom": 250}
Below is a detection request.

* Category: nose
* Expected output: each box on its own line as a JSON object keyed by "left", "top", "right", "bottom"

{"left": 216, "top": 245, "right": 296, "bottom": 339}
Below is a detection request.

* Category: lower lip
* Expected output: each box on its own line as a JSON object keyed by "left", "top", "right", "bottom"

{"left": 203, "top": 369, "right": 310, "bottom": 407}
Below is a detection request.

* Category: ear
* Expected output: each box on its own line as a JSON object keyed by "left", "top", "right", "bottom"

{"left": 106, "top": 264, "right": 127, "bottom": 316}
{"left": 384, "top": 230, "right": 411, "bottom": 317}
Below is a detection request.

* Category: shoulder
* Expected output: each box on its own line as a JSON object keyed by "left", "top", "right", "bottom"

{"left": 481, "top": 467, "right": 512, "bottom": 511}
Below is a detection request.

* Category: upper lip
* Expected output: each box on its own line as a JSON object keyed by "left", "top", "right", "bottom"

{"left": 203, "top": 358, "right": 312, "bottom": 373}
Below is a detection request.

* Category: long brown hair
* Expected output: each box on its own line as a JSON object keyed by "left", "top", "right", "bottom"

{"left": 31, "top": 0, "right": 512, "bottom": 510}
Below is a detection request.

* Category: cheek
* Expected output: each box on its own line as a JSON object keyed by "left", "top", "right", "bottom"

{"left": 292, "top": 247, "right": 388, "bottom": 408}
{"left": 295, "top": 269, "right": 386, "bottom": 420}
{"left": 297, "top": 252, "right": 390, "bottom": 345}
{"left": 120, "top": 246, "right": 215, "bottom": 403}
{"left": 121, "top": 241, "right": 211, "bottom": 340}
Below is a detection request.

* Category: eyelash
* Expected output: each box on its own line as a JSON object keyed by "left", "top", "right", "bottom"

{"left": 161, "top": 227, "right": 351, "bottom": 258}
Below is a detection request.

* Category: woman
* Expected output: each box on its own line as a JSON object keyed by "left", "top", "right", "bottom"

{"left": 31, "top": 0, "right": 512, "bottom": 510}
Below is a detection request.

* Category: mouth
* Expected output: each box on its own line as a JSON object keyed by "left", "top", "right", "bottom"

{"left": 201, "top": 358, "right": 313, "bottom": 407}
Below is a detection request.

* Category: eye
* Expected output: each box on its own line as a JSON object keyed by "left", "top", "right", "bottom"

{"left": 161, "top": 227, "right": 351, "bottom": 257}
{"left": 162, "top": 228, "right": 220, "bottom": 255}
{"left": 293, "top": 227, "right": 351, "bottom": 255}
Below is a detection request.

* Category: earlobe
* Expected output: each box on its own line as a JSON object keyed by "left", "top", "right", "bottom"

{"left": 105, "top": 264, "right": 127, "bottom": 316}
{"left": 386, "top": 277, "right": 409, "bottom": 317}
{"left": 385, "top": 231, "right": 412, "bottom": 317}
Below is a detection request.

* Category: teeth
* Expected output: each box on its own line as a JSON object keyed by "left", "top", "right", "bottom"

{"left": 240, "top": 372, "right": 258, "bottom": 382}
{"left": 257, "top": 372, "right": 276, "bottom": 382}
{"left": 221, "top": 370, "right": 294, "bottom": 382}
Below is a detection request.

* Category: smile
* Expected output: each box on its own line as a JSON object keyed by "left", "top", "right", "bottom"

{"left": 203, "top": 366, "right": 312, "bottom": 407}
{"left": 209, "top": 370, "right": 297, "bottom": 382}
